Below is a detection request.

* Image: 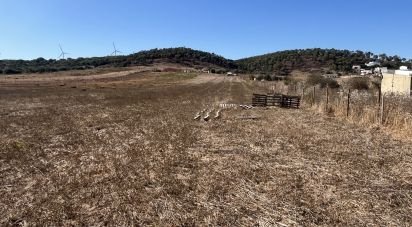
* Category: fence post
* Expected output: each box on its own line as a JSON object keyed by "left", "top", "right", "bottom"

{"left": 380, "top": 95, "right": 384, "bottom": 125}
{"left": 312, "top": 86, "right": 316, "bottom": 106}
{"left": 346, "top": 89, "right": 351, "bottom": 117}
{"left": 378, "top": 86, "right": 381, "bottom": 105}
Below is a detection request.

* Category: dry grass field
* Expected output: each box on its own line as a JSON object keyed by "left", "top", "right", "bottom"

{"left": 1, "top": 69, "right": 412, "bottom": 226}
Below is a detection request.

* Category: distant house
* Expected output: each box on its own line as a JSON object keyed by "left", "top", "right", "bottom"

{"left": 381, "top": 66, "right": 412, "bottom": 96}
{"left": 375, "top": 67, "right": 388, "bottom": 73}
{"left": 374, "top": 67, "right": 388, "bottom": 76}
{"left": 365, "top": 61, "right": 381, "bottom": 67}
{"left": 360, "top": 69, "right": 373, "bottom": 76}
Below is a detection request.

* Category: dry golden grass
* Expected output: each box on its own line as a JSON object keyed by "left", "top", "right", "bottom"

{"left": 1, "top": 71, "right": 412, "bottom": 226}
{"left": 301, "top": 86, "right": 412, "bottom": 142}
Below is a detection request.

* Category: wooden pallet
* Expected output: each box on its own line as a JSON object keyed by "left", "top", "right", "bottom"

{"left": 252, "top": 94, "right": 300, "bottom": 109}
{"left": 252, "top": 94, "right": 267, "bottom": 107}
{"left": 281, "top": 95, "right": 300, "bottom": 109}
{"left": 267, "top": 94, "right": 283, "bottom": 107}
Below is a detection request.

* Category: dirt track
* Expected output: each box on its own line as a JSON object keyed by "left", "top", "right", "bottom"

{"left": 1, "top": 70, "right": 411, "bottom": 226}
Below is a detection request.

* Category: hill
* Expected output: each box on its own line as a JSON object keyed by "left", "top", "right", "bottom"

{"left": 1, "top": 47, "right": 411, "bottom": 75}
{"left": 236, "top": 48, "right": 412, "bottom": 75}
{"left": 0, "top": 47, "right": 237, "bottom": 75}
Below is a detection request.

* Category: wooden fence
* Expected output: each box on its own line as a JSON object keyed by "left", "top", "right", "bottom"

{"left": 253, "top": 81, "right": 412, "bottom": 130}
{"left": 252, "top": 94, "right": 267, "bottom": 107}
{"left": 252, "top": 93, "right": 301, "bottom": 108}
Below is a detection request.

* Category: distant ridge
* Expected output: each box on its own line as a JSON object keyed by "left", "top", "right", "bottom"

{"left": 0, "top": 47, "right": 236, "bottom": 75}
{"left": 1, "top": 47, "right": 411, "bottom": 75}
{"left": 236, "top": 48, "right": 412, "bottom": 75}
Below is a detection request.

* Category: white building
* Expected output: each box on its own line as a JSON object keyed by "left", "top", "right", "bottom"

{"left": 374, "top": 67, "right": 388, "bottom": 76}
{"left": 360, "top": 69, "right": 373, "bottom": 76}
{"left": 365, "top": 61, "right": 381, "bottom": 67}
{"left": 374, "top": 67, "right": 388, "bottom": 73}
{"left": 381, "top": 66, "right": 412, "bottom": 96}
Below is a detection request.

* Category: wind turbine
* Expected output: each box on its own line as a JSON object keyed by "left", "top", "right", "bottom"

{"left": 111, "top": 42, "right": 122, "bottom": 56}
{"left": 58, "top": 44, "right": 69, "bottom": 59}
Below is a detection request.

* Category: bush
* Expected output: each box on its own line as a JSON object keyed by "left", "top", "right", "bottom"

{"left": 255, "top": 74, "right": 264, "bottom": 81}
{"left": 348, "top": 77, "right": 369, "bottom": 90}
{"left": 325, "top": 79, "right": 340, "bottom": 89}
{"left": 306, "top": 75, "right": 340, "bottom": 88}
{"left": 2, "top": 67, "right": 22, "bottom": 74}
{"left": 215, "top": 69, "right": 227, "bottom": 74}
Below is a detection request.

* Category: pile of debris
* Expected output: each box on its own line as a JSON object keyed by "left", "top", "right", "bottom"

{"left": 194, "top": 108, "right": 220, "bottom": 121}
{"left": 194, "top": 104, "right": 254, "bottom": 121}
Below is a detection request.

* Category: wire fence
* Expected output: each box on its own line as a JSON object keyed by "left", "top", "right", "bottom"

{"left": 258, "top": 81, "right": 412, "bottom": 135}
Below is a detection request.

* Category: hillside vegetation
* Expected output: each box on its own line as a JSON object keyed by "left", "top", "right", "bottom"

{"left": 236, "top": 48, "right": 412, "bottom": 74}
{"left": 0, "top": 47, "right": 236, "bottom": 75}
{"left": 1, "top": 47, "right": 411, "bottom": 75}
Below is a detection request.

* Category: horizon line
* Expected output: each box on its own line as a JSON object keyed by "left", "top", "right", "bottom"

{"left": 1, "top": 46, "right": 411, "bottom": 62}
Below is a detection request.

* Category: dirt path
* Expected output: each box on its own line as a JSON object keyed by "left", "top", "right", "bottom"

{"left": 0, "top": 67, "right": 152, "bottom": 85}
{"left": 185, "top": 73, "right": 244, "bottom": 85}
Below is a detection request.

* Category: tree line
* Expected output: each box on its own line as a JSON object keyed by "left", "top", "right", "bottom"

{"left": 1, "top": 47, "right": 411, "bottom": 75}
{"left": 236, "top": 48, "right": 412, "bottom": 74}
{"left": 0, "top": 47, "right": 237, "bottom": 75}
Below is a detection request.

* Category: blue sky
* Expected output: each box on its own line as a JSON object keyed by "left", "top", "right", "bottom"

{"left": 1, "top": 0, "right": 411, "bottom": 60}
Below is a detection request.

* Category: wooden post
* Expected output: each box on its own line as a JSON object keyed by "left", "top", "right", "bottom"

{"left": 380, "top": 95, "right": 385, "bottom": 125}
{"left": 378, "top": 86, "right": 382, "bottom": 105}
{"left": 346, "top": 89, "right": 351, "bottom": 117}
{"left": 312, "top": 86, "right": 316, "bottom": 106}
